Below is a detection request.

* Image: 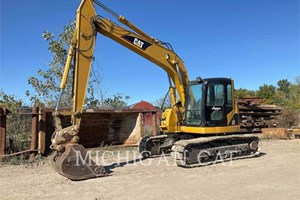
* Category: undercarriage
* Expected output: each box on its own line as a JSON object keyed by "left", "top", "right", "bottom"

{"left": 139, "top": 133, "right": 260, "bottom": 167}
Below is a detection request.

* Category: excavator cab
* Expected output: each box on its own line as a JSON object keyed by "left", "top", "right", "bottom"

{"left": 185, "top": 78, "right": 236, "bottom": 128}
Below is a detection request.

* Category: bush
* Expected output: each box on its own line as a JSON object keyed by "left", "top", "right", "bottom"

{"left": 278, "top": 108, "right": 300, "bottom": 128}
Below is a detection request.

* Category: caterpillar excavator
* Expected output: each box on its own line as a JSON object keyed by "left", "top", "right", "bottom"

{"left": 51, "top": 0, "right": 260, "bottom": 180}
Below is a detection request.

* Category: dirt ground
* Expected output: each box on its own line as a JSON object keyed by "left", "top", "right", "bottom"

{"left": 0, "top": 139, "right": 299, "bottom": 200}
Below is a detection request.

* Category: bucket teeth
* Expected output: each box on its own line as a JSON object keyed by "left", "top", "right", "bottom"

{"left": 50, "top": 144, "right": 107, "bottom": 181}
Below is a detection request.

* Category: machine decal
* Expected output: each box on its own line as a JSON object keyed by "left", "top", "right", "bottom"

{"left": 122, "top": 35, "right": 152, "bottom": 50}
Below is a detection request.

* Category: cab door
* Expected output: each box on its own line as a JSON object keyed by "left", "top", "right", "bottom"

{"left": 205, "top": 80, "right": 233, "bottom": 127}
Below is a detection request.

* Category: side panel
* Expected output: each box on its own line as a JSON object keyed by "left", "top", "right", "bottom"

{"left": 180, "top": 126, "right": 240, "bottom": 134}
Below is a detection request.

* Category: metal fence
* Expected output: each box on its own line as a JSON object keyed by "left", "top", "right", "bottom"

{"left": 0, "top": 105, "right": 160, "bottom": 160}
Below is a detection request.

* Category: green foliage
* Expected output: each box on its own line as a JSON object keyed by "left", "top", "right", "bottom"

{"left": 0, "top": 92, "right": 31, "bottom": 154}
{"left": 234, "top": 78, "right": 300, "bottom": 111}
{"left": 26, "top": 21, "right": 130, "bottom": 109}
{"left": 234, "top": 88, "right": 255, "bottom": 99}
{"left": 288, "top": 83, "right": 300, "bottom": 109}
{"left": 103, "top": 94, "right": 130, "bottom": 108}
{"left": 277, "top": 79, "right": 291, "bottom": 95}
{"left": 275, "top": 78, "right": 300, "bottom": 109}
{"left": 256, "top": 84, "right": 276, "bottom": 104}
{"left": 27, "top": 21, "right": 76, "bottom": 108}
{"left": 0, "top": 91, "right": 23, "bottom": 111}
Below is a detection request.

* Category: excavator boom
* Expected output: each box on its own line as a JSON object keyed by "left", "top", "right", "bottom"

{"left": 51, "top": 0, "right": 190, "bottom": 180}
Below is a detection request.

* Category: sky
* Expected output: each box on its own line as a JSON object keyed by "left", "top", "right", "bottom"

{"left": 0, "top": 0, "right": 299, "bottom": 106}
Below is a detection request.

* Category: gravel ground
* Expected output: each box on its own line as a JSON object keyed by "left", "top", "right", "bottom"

{"left": 0, "top": 139, "right": 299, "bottom": 200}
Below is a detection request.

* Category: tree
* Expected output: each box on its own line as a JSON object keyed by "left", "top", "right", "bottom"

{"left": 0, "top": 91, "right": 23, "bottom": 111}
{"left": 26, "top": 21, "right": 129, "bottom": 109}
{"left": 277, "top": 79, "right": 291, "bottom": 94}
{"left": 0, "top": 91, "right": 31, "bottom": 153}
{"left": 276, "top": 79, "right": 291, "bottom": 107}
{"left": 256, "top": 84, "right": 276, "bottom": 104}
{"left": 27, "top": 21, "right": 76, "bottom": 108}
{"left": 103, "top": 94, "right": 130, "bottom": 108}
{"left": 283, "top": 78, "right": 300, "bottom": 110}
{"left": 277, "top": 79, "right": 300, "bottom": 127}
{"left": 154, "top": 93, "right": 172, "bottom": 110}
{"left": 234, "top": 88, "right": 255, "bottom": 99}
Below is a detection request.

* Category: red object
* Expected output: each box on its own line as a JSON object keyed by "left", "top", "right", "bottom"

{"left": 132, "top": 101, "right": 156, "bottom": 110}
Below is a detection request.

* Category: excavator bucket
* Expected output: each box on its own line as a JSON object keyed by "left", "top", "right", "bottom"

{"left": 50, "top": 144, "right": 107, "bottom": 181}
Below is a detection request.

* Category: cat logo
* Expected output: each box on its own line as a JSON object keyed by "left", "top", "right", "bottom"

{"left": 133, "top": 38, "right": 144, "bottom": 49}
{"left": 121, "top": 35, "right": 152, "bottom": 50}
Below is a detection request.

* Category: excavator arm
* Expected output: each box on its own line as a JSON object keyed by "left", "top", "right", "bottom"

{"left": 51, "top": 0, "right": 189, "bottom": 180}
{"left": 94, "top": 16, "right": 189, "bottom": 105}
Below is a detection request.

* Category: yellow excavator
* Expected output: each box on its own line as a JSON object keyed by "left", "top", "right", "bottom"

{"left": 51, "top": 0, "right": 260, "bottom": 180}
